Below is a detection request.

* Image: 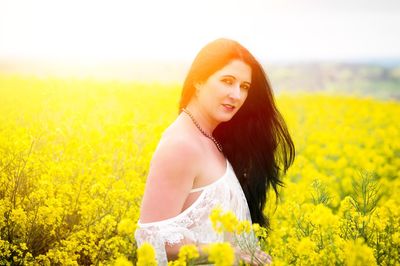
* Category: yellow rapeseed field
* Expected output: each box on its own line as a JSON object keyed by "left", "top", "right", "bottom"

{"left": 0, "top": 75, "right": 399, "bottom": 265}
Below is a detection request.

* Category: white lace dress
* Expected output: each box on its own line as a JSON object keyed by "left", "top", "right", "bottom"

{"left": 134, "top": 158, "right": 252, "bottom": 265}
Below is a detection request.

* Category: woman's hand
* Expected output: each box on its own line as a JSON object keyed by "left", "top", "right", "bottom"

{"left": 234, "top": 246, "right": 272, "bottom": 265}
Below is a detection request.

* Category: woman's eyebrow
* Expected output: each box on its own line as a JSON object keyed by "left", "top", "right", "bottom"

{"left": 221, "top": 74, "right": 251, "bottom": 84}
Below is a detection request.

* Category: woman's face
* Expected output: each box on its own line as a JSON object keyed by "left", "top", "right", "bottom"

{"left": 195, "top": 59, "right": 252, "bottom": 123}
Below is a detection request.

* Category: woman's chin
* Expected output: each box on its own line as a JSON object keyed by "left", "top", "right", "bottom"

{"left": 216, "top": 112, "right": 236, "bottom": 123}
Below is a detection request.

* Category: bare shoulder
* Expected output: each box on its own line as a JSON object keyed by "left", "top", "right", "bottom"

{"left": 139, "top": 128, "right": 204, "bottom": 222}
{"left": 150, "top": 131, "right": 203, "bottom": 173}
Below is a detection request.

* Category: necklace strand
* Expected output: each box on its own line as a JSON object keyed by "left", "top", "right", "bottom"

{"left": 181, "top": 108, "right": 223, "bottom": 153}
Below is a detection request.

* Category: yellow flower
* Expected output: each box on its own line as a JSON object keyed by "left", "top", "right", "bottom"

{"left": 210, "top": 207, "right": 224, "bottom": 233}
{"left": 210, "top": 207, "right": 239, "bottom": 233}
{"left": 309, "top": 204, "right": 338, "bottom": 229}
{"left": 205, "top": 242, "right": 235, "bottom": 266}
{"left": 117, "top": 218, "right": 136, "bottom": 235}
{"left": 220, "top": 211, "right": 239, "bottom": 233}
{"left": 392, "top": 232, "right": 400, "bottom": 245}
{"left": 252, "top": 223, "right": 267, "bottom": 238}
{"left": 168, "top": 260, "right": 186, "bottom": 266}
{"left": 136, "top": 242, "right": 157, "bottom": 266}
{"left": 114, "top": 256, "right": 133, "bottom": 266}
{"left": 343, "top": 238, "right": 377, "bottom": 266}
{"left": 178, "top": 244, "right": 200, "bottom": 262}
{"left": 296, "top": 237, "right": 316, "bottom": 256}
{"left": 235, "top": 220, "right": 251, "bottom": 235}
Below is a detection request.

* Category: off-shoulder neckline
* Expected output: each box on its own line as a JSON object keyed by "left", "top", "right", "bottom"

{"left": 189, "top": 158, "right": 229, "bottom": 193}
{"left": 138, "top": 158, "right": 231, "bottom": 227}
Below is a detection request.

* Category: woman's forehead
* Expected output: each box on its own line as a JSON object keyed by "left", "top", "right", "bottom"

{"left": 213, "top": 60, "right": 252, "bottom": 82}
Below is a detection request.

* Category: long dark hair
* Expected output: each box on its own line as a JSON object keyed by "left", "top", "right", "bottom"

{"left": 179, "top": 38, "right": 295, "bottom": 228}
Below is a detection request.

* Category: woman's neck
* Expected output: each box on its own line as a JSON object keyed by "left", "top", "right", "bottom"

{"left": 183, "top": 103, "right": 218, "bottom": 135}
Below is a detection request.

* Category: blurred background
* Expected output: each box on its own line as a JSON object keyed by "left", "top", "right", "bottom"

{"left": 1, "top": 0, "right": 400, "bottom": 99}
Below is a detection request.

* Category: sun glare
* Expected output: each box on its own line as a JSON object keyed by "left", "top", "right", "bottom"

{"left": 0, "top": 0, "right": 261, "bottom": 62}
{"left": 0, "top": 0, "right": 399, "bottom": 67}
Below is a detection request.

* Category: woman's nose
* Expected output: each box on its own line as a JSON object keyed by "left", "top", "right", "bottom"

{"left": 229, "top": 85, "right": 241, "bottom": 100}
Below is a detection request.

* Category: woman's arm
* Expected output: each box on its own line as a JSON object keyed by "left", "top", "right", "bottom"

{"left": 138, "top": 135, "right": 203, "bottom": 260}
{"left": 167, "top": 241, "right": 272, "bottom": 265}
{"left": 165, "top": 239, "right": 210, "bottom": 263}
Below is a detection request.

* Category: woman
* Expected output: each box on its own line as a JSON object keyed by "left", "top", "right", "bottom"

{"left": 135, "top": 38, "right": 295, "bottom": 265}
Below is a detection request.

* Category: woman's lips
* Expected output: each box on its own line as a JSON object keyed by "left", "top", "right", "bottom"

{"left": 222, "top": 104, "right": 235, "bottom": 111}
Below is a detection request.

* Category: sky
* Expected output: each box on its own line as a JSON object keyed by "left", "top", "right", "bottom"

{"left": 0, "top": 0, "right": 400, "bottom": 64}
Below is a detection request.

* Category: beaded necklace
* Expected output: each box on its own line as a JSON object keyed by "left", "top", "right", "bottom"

{"left": 181, "top": 108, "right": 223, "bottom": 153}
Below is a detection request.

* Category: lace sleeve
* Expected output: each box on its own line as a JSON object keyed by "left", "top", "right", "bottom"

{"left": 134, "top": 216, "right": 197, "bottom": 265}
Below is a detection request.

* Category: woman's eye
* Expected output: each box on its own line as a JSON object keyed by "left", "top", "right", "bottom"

{"left": 222, "top": 78, "right": 233, "bottom": 85}
{"left": 241, "top": 84, "right": 250, "bottom": 90}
